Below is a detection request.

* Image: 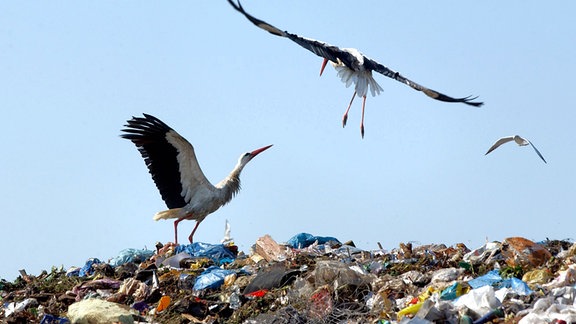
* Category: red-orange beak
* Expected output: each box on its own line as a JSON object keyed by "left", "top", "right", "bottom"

{"left": 250, "top": 144, "right": 273, "bottom": 157}
{"left": 319, "top": 58, "right": 329, "bottom": 76}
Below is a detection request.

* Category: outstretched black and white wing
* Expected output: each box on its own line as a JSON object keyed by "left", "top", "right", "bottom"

{"left": 121, "top": 114, "right": 214, "bottom": 208}
{"left": 363, "top": 58, "right": 483, "bottom": 107}
{"left": 226, "top": 0, "right": 345, "bottom": 65}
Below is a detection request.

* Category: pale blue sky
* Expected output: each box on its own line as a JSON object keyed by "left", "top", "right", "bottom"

{"left": 1, "top": 1, "right": 575, "bottom": 280}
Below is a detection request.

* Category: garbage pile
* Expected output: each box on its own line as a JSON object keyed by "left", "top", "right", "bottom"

{"left": 2, "top": 233, "right": 576, "bottom": 323}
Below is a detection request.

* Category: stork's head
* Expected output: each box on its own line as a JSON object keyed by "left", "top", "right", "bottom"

{"left": 238, "top": 144, "right": 273, "bottom": 168}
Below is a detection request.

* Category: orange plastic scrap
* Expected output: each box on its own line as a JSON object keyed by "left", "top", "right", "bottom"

{"left": 244, "top": 289, "right": 268, "bottom": 298}
{"left": 156, "top": 295, "right": 171, "bottom": 313}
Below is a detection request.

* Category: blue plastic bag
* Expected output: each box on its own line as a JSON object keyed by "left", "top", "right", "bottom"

{"left": 286, "top": 233, "right": 341, "bottom": 249}
{"left": 109, "top": 248, "right": 155, "bottom": 267}
{"left": 467, "top": 270, "right": 503, "bottom": 289}
{"left": 40, "top": 314, "right": 69, "bottom": 324}
{"left": 176, "top": 242, "right": 236, "bottom": 264}
{"left": 467, "top": 269, "right": 532, "bottom": 295}
{"left": 78, "top": 258, "right": 101, "bottom": 277}
{"left": 193, "top": 266, "right": 235, "bottom": 291}
{"left": 440, "top": 282, "right": 464, "bottom": 300}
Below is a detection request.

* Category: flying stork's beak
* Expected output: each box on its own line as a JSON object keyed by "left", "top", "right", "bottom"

{"left": 319, "top": 58, "right": 329, "bottom": 76}
{"left": 250, "top": 144, "right": 273, "bottom": 157}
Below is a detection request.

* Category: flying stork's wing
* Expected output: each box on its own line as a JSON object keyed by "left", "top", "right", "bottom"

{"left": 363, "top": 57, "right": 484, "bottom": 107}
{"left": 121, "top": 114, "right": 213, "bottom": 209}
{"left": 227, "top": 0, "right": 351, "bottom": 66}
{"left": 527, "top": 140, "right": 547, "bottom": 163}
{"left": 485, "top": 136, "right": 515, "bottom": 155}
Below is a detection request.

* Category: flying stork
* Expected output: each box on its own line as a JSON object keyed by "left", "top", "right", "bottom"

{"left": 228, "top": 0, "right": 484, "bottom": 137}
{"left": 485, "top": 135, "right": 547, "bottom": 163}
{"left": 121, "top": 114, "right": 273, "bottom": 244}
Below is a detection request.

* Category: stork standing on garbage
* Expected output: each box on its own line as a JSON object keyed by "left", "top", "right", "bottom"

{"left": 121, "top": 114, "right": 273, "bottom": 244}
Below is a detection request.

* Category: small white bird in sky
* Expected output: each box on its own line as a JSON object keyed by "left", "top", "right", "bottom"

{"left": 485, "top": 135, "right": 547, "bottom": 163}
{"left": 227, "top": 0, "right": 483, "bottom": 137}
{"left": 121, "top": 114, "right": 273, "bottom": 244}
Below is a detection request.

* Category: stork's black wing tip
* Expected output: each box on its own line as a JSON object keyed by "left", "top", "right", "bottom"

{"left": 227, "top": 0, "right": 245, "bottom": 15}
{"left": 459, "top": 95, "right": 484, "bottom": 107}
{"left": 120, "top": 113, "right": 173, "bottom": 142}
{"left": 227, "top": 0, "right": 285, "bottom": 37}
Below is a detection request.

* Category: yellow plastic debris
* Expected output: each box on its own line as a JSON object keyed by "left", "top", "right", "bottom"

{"left": 522, "top": 269, "right": 553, "bottom": 288}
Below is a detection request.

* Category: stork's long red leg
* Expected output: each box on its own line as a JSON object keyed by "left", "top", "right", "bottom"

{"left": 173, "top": 218, "right": 185, "bottom": 244}
{"left": 360, "top": 95, "right": 367, "bottom": 138}
{"left": 188, "top": 221, "right": 201, "bottom": 243}
{"left": 342, "top": 91, "right": 357, "bottom": 128}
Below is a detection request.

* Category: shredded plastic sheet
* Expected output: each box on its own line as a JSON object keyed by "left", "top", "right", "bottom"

{"left": 467, "top": 269, "right": 533, "bottom": 295}
{"left": 175, "top": 242, "right": 236, "bottom": 264}
{"left": 78, "top": 258, "right": 101, "bottom": 277}
{"left": 286, "top": 232, "right": 341, "bottom": 249}
{"left": 109, "top": 248, "right": 155, "bottom": 267}
{"left": 192, "top": 266, "right": 235, "bottom": 291}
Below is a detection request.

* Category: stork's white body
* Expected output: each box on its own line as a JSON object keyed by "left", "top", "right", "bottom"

{"left": 332, "top": 48, "right": 383, "bottom": 98}
{"left": 122, "top": 114, "right": 272, "bottom": 244}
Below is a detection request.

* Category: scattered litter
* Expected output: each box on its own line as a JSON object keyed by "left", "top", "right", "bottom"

{"left": 1, "top": 236, "right": 575, "bottom": 323}
{"left": 109, "top": 248, "right": 155, "bottom": 268}
{"left": 192, "top": 266, "right": 235, "bottom": 292}
{"left": 286, "top": 232, "right": 341, "bottom": 249}
{"left": 254, "top": 234, "right": 290, "bottom": 262}
{"left": 243, "top": 263, "right": 302, "bottom": 295}
{"left": 78, "top": 258, "right": 101, "bottom": 277}
{"left": 174, "top": 242, "right": 237, "bottom": 265}
{"left": 155, "top": 295, "right": 171, "bottom": 313}
{"left": 67, "top": 298, "right": 135, "bottom": 324}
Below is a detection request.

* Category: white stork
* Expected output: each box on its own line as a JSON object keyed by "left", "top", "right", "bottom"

{"left": 121, "top": 114, "right": 273, "bottom": 244}
{"left": 228, "top": 0, "right": 484, "bottom": 137}
{"left": 485, "top": 135, "right": 547, "bottom": 163}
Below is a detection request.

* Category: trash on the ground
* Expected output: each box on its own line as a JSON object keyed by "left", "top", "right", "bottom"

{"left": 522, "top": 268, "right": 553, "bottom": 288}
{"left": 174, "top": 242, "right": 237, "bottom": 265}
{"left": 1, "top": 236, "right": 575, "bottom": 323}
{"left": 243, "top": 263, "right": 302, "bottom": 295}
{"left": 3, "top": 298, "right": 38, "bottom": 318}
{"left": 501, "top": 237, "right": 552, "bottom": 267}
{"left": 39, "top": 313, "right": 69, "bottom": 324}
{"left": 254, "top": 234, "right": 290, "bottom": 262}
{"left": 221, "top": 219, "right": 234, "bottom": 245}
{"left": 67, "top": 298, "right": 135, "bottom": 324}
{"left": 109, "top": 248, "right": 155, "bottom": 268}
{"left": 286, "top": 232, "right": 341, "bottom": 249}
{"left": 155, "top": 295, "right": 171, "bottom": 313}
{"left": 78, "top": 258, "right": 101, "bottom": 277}
{"left": 192, "top": 266, "right": 236, "bottom": 292}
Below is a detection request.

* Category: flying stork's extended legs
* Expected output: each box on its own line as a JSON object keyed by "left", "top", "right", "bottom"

{"left": 342, "top": 91, "right": 357, "bottom": 128}
{"left": 360, "top": 95, "right": 367, "bottom": 138}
